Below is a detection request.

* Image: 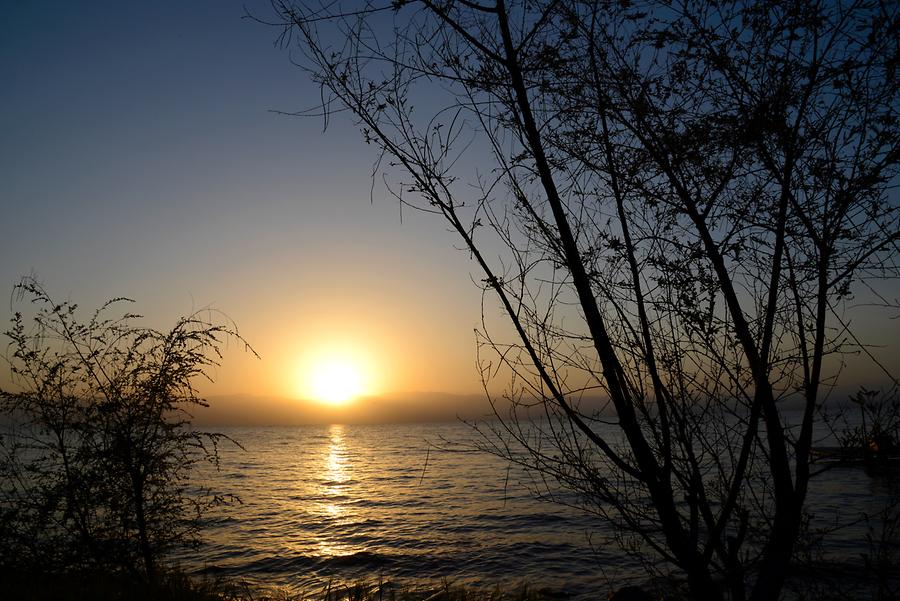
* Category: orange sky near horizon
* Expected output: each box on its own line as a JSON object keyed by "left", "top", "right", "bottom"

{"left": 190, "top": 225, "right": 494, "bottom": 402}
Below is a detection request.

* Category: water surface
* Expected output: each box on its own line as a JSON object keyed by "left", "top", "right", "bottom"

{"left": 184, "top": 420, "right": 894, "bottom": 598}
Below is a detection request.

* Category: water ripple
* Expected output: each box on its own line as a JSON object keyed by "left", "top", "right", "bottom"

{"left": 180, "top": 421, "right": 886, "bottom": 599}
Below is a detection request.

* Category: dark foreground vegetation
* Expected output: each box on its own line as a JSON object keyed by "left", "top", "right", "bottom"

{"left": 0, "top": 571, "right": 581, "bottom": 601}
{"left": 0, "top": 568, "right": 228, "bottom": 601}
{"left": 2, "top": 560, "right": 899, "bottom": 601}
{"left": 0, "top": 279, "right": 254, "bottom": 585}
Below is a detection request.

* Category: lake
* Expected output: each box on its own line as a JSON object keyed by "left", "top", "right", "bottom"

{"left": 182, "top": 419, "right": 895, "bottom": 599}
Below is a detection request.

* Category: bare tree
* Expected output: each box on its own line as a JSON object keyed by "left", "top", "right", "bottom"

{"left": 263, "top": 1, "right": 899, "bottom": 599}
{"left": 0, "top": 277, "right": 255, "bottom": 582}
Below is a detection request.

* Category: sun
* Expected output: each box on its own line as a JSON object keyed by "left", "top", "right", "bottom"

{"left": 301, "top": 352, "right": 371, "bottom": 405}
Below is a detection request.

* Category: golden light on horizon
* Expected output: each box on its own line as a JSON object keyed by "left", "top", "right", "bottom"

{"left": 298, "top": 348, "right": 376, "bottom": 405}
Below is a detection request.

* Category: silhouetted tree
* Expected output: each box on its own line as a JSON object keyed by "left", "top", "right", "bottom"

{"left": 265, "top": 1, "right": 899, "bottom": 599}
{"left": 0, "top": 277, "right": 255, "bottom": 582}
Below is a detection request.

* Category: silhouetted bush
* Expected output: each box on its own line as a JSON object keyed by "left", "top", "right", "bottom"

{"left": 0, "top": 277, "right": 255, "bottom": 582}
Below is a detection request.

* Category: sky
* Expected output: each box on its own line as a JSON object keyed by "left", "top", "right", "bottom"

{"left": 0, "top": 0, "right": 492, "bottom": 418}
{"left": 2, "top": 1, "right": 897, "bottom": 424}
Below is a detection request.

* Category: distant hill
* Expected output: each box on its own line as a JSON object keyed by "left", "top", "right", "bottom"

{"left": 190, "top": 392, "right": 502, "bottom": 426}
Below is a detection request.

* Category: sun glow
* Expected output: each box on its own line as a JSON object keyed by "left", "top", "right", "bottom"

{"left": 300, "top": 351, "right": 373, "bottom": 405}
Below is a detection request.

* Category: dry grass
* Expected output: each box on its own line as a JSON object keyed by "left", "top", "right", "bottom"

{"left": 227, "top": 579, "right": 556, "bottom": 601}
{"left": 0, "top": 570, "right": 557, "bottom": 601}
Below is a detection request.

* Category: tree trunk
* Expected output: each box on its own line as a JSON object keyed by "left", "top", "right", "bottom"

{"left": 131, "top": 467, "right": 156, "bottom": 583}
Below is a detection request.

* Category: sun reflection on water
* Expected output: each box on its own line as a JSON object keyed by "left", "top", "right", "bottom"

{"left": 326, "top": 424, "right": 350, "bottom": 487}
{"left": 316, "top": 424, "right": 358, "bottom": 557}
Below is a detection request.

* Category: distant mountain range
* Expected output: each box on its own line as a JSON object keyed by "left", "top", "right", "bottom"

{"left": 191, "top": 391, "right": 504, "bottom": 426}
